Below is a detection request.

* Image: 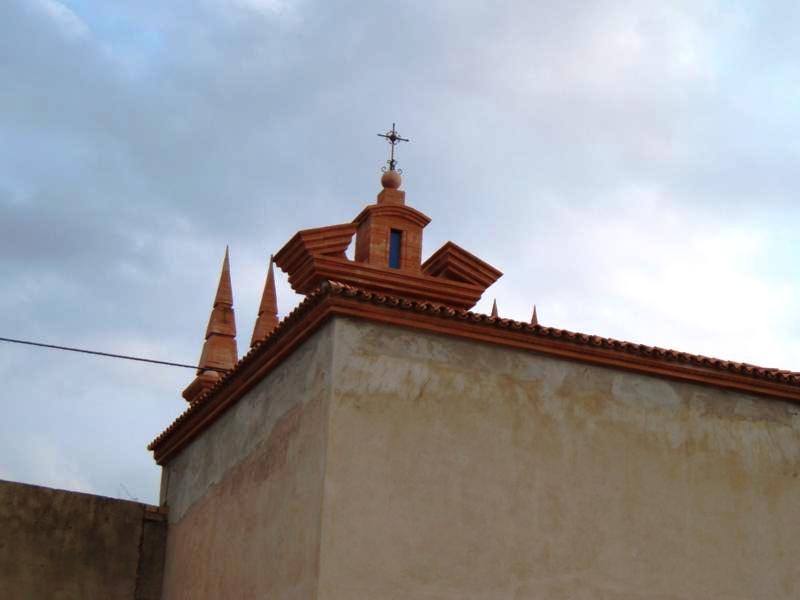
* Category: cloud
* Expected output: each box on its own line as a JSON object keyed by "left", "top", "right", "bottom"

{"left": 1, "top": 0, "right": 798, "bottom": 503}
{"left": 33, "top": 0, "right": 89, "bottom": 39}
{"left": 227, "top": 0, "right": 293, "bottom": 16}
{"left": 1, "top": 434, "right": 95, "bottom": 494}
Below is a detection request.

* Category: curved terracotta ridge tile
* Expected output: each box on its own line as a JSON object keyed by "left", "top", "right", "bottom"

{"left": 150, "top": 281, "right": 800, "bottom": 454}
{"left": 327, "top": 282, "right": 800, "bottom": 383}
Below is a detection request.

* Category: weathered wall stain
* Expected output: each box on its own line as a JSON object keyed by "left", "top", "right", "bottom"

{"left": 229, "top": 402, "right": 304, "bottom": 494}
{"left": 161, "top": 397, "right": 325, "bottom": 600}
{"left": 154, "top": 316, "right": 800, "bottom": 599}
{"left": 318, "top": 318, "right": 800, "bottom": 600}
{"left": 159, "top": 324, "right": 334, "bottom": 600}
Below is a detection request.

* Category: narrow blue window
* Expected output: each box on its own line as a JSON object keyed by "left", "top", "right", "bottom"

{"left": 389, "top": 229, "right": 402, "bottom": 269}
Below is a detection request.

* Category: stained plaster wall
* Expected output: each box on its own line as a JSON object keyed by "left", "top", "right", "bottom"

{"left": 317, "top": 318, "right": 800, "bottom": 600}
{"left": 159, "top": 323, "right": 334, "bottom": 600}
{"left": 0, "top": 480, "right": 166, "bottom": 600}
{"left": 157, "top": 316, "right": 800, "bottom": 599}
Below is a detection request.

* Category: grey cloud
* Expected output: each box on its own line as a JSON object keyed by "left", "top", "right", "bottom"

{"left": 1, "top": 0, "right": 798, "bottom": 502}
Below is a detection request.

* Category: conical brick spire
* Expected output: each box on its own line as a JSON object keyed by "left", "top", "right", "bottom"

{"left": 182, "top": 247, "right": 239, "bottom": 403}
{"left": 251, "top": 255, "right": 279, "bottom": 347}
{"left": 531, "top": 304, "right": 539, "bottom": 326}
{"left": 491, "top": 299, "right": 499, "bottom": 318}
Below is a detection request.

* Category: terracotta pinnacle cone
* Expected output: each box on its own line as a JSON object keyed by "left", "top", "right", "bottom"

{"left": 183, "top": 247, "right": 239, "bottom": 403}
{"left": 491, "top": 299, "right": 498, "bottom": 318}
{"left": 251, "top": 255, "right": 279, "bottom": 347}
{"left": 213, "top": 246, "right": 234, "bottom": 307}
{"left": 531, "top": 304, "right": 539, "bottom": 326}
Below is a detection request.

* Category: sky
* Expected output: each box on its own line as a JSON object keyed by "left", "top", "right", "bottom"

{"left": 1, "top": 0, "right": 799, "bottom": 504}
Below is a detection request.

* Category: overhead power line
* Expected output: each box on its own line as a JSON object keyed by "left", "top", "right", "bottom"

{"left": 0, "top": 336, "right": 226, "bottom": 372}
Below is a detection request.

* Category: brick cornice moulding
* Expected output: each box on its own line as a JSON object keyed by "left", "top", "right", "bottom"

{"left": 352, "top": 202, "right": 432, "bottom": 228}
{"left": 150, "top": 283, "right": 800, "bottom": 465}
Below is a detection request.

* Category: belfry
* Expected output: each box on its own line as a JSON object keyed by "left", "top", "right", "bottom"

{"left": 272, "top": 138, "right": 502, "bottom": 309}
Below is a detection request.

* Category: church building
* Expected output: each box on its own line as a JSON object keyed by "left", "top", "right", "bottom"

{"left": 148, "top": 128, "right": 800, "bottom": 599}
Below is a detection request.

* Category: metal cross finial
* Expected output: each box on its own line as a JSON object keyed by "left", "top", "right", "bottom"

{"left": 377, "top": 122, "right": 409, "bottom": 173}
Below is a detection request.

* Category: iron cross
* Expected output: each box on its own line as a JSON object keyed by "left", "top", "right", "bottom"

{"left": 377, "top": 123, "right": 409, "bottom": 172}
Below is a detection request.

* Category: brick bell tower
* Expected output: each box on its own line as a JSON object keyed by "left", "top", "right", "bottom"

{"left": 352, "top": 125, "right": 429, "bottom": 272}
{"left": 273, "top": 124, "right": 502, "bottom": 309}
{"left": 352, "top": 169, "right": 430, "bottom": 272}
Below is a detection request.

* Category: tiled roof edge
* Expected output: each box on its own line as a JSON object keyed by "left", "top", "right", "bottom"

{"left": 149, "top": 281, "right": 800, "bottom": 457}
{"left": 147, "top": 283, "right": 334, "bottom": 451}
{"left": 327, "top": 282, "right": 800, "bottom": 384}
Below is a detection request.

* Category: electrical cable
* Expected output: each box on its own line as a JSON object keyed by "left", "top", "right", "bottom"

{"left": 0, "top": 336, "right": 227, "bottom": 372}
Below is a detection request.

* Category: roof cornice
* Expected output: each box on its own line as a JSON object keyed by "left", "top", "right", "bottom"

{"left": 149, "top": 283, "right": 800, "bottom": 465}
{"left": 352, "top": 203, "right": 432, "bottom": 228}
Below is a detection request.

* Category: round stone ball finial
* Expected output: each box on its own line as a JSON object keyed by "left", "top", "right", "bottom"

{"left": 381, "top": 169, "right": 402, "bottom": 190}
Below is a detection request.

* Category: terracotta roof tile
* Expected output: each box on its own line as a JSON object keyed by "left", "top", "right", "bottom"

{"left": 325, "top": 282, "right": 800, "bottom": 384}
{"left": 150, "top": 281, "right": 800, "bottom": 454}
{"left": 148, "top": 284, "right": 332, "bottom": 451}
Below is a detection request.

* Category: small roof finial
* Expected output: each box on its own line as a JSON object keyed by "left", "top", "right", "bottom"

{"left": 491, "top": 299, "right": 499, "bottom": 318}
{"left": 531, "top": 304, "right": 539, "bottom": 326}
{"left": 377, "top": 122, "right": 409, "bottom": 189}
{"left": 251, "top": 255, "right": 279, "bottom": 347}
{"left": 214, "top": 246, "right": 234, "bottom": 307}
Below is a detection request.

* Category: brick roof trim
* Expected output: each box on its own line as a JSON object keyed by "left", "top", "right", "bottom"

{"left": 328, "top": 284, "right": 800, "bottom": 382}
{"left": 421, "top": 241, "right": 503, "bottom": 287}
{"left": 352, "top": 202, "right": 432, "bottom": 228}
{"left": 148, "top": 282, "right": 335, "bottom": 454}
{"left": 149, "top": 282, "right": 800, "bottom": 463}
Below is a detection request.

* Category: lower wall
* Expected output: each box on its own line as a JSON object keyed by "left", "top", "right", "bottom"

{"left": 0, "top": 480, "right": 166, "bottom": 600}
